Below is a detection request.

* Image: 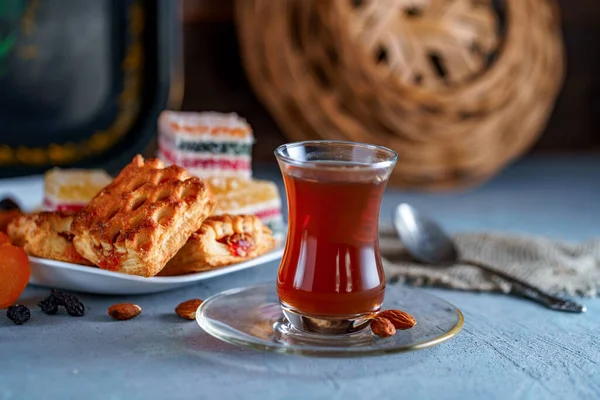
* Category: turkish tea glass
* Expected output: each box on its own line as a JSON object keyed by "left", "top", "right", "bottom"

{"left": 275, "top": 141, "right": 398, "bottom": 334}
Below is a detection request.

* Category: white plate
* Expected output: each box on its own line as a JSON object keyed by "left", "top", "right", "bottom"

{"left": 28, "top": 239, "right": 284, "bottom": 295}
{"left": 0, "top": 174, "right": 286, "bottom": 295}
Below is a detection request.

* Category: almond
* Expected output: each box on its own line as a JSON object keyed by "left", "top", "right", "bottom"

{"left": 108, "top": 303, "right": 142, "bottom": 321}
{"left": 378, "top": 309, "right": 417, "bottom": 330}
{"left": 370, "top": 316, "right": 396, "bottom": 338}
{"left": 175, "top": 299, "right": 203, "bottom": 320}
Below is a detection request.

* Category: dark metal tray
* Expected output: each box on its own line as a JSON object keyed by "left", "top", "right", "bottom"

{"left": 0, "top": 0, "right": 182, "bottom": 177}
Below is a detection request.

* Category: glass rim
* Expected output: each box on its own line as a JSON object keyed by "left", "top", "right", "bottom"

{"left": 274, "top": 140, "right": 398, "bottom": 170}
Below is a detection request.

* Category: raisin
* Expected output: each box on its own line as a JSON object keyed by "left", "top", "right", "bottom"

{"left": 50, "top": 289, "right": 85, "bottom": 317}
{"left": 6, "top": 304, "right": 30, "bottom": 325}
{"left": 0, "top": 198, "right": 20, "bottom": 211}
{"left": 64, "top": 301, "right": 85, "bottom": 317}
{"left": 38, "top": 296, "right": 59, "bottom": 315}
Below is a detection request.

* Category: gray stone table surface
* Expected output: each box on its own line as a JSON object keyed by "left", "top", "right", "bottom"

{"left": 1, "top": 155, "right": 599, "bottom": 400}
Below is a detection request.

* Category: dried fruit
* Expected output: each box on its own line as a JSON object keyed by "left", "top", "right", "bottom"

{"left": 0, "top": 244, "right": 31, "bottom": 309}
{"left": 50, "top": 289, "right": 85, "bottom": 316}
{"left": 38, "top": 296, "right": 59, "bottom": 315}
{"left": 64, "top": 300, "right": 85, "bottom": 316}
{"left": 6, "top": 304, "right": 30, "bottom": 325}
{"left": 37, "top": 289, "right": 84, "bottom": 316}
{"left": 0, "top": 210, "right": 22, "bottom": 234}
{"left": 175, "top": 299, "right": 203, "bottom": 320}
{"left": 108, "top": 303, "right": 142, "bottom": 320}
{"left": 377, "top": 309, "right": 417, "bottom": 330}
{"left": 370, "top": 317, "right": 396, "bottom": 338}
{"left": 0, "top": 198, "right": 20, "bottom": 211}
{"left": 0, "top": 232, "right": 11, "bottom": 245}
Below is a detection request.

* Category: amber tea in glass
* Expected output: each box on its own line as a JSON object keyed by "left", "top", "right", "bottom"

{"left": 275, "top": 141, "right": 397, "bottom": 334}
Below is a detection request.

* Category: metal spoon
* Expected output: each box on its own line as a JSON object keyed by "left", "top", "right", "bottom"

{"left": 392, "top": 203, "right": 586, "bottom": 313}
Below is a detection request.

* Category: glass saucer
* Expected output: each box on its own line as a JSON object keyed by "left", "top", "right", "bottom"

{"left": 196, "top": 282, "right": 464, "bottom": 357}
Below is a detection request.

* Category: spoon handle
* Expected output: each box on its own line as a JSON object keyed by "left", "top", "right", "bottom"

{"left": 463, "top": 259, "right": 586, "bottom": 313}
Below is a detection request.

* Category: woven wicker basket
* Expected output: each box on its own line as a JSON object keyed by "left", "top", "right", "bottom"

{"left": 235, "top": 0, "right": 565, "bottom": 189}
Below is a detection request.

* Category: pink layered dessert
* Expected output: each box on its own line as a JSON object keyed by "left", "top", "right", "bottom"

{"left": 158, "top": 111, "right": 254, "bottom": 180}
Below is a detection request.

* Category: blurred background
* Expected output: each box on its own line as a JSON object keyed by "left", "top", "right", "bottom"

{"left": 0, "top": 0, "right": 598, "bottom": 189}
{"left": 181, "top": 0, "right": 600, "bottom": 155}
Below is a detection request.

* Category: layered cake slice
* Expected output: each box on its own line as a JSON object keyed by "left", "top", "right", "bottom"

{"left": 207, "top": 177, "right": 284, "bottom": 234}
{"left": 42, "top": 169, "right": 113, "bottom": 213}
{"left": 158, "top": 111, "right": 254, "bottom": 179}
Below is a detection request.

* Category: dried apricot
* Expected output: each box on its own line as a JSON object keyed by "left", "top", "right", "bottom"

{"left": 0, "top": 232, "right": 11, "bottom": 246}
{"left": 0, "top": 245, "right": 31, "bottom": 308}
{"left": 0, "top": 210, "right": 22, "bottom": 234}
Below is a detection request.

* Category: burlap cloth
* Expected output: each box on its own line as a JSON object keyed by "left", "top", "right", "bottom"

{"left": 379, "top": 226, "right": 600, "bottom": 297}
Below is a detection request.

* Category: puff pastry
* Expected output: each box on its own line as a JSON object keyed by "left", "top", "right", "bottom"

{"left": 71, "top": 155, "right": 214, "bottom": 277}
{"left": 159, "top": 214, "right": 275, "bottom": 276}
{"left": 7, "top": 212, "right": 93, "bottom": 266}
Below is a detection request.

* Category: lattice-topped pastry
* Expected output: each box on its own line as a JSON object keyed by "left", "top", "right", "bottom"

{"left": 159, "top": 214, "right": 276, "bottom": 276}
{"left": 7, "top": 212, "right": 93, "bottom": 266}
{"left": 71, "top": 155, "right": 214, "bottom": 277}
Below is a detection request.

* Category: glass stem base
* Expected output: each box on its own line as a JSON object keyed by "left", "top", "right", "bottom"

{"left": 280, "top": 302, "right": 379, "bottom": 334}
